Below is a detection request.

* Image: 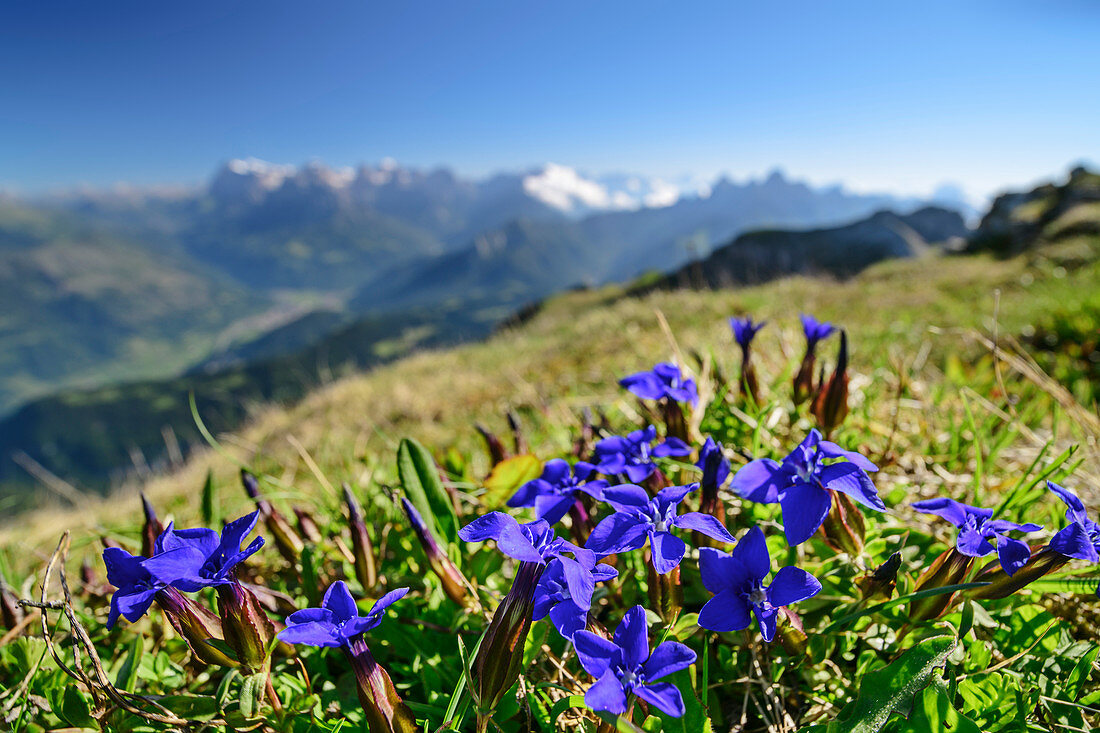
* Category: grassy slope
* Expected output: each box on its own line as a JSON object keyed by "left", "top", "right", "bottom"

{"left": 5, "top": 232, "right": 1099, "bottom": 558}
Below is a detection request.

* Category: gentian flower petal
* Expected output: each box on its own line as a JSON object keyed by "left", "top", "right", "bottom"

{"left": 620, "top": 372, "right": 667, "bottom": 401}
{"left": 322, "top": 580, "right": 359, "bottom": 621}
{"left": 219, "top": 511, "right": 261, "bottom": 556}
{"left": 285, "top": 607, "right": 336, "bottom": 626}
{"left": 819, "top": 463, "right": 886, "bottom": 512}
{"left": 586, "top": 513, "right": 649, "bottom": 555}
{"left": 1050, "top": 523, "right": 1100, "bottom": 562}
{"left": 557, "top": 556, "right": 596, "bottom": 611}
{"left": 572, "top": 630, "right": 619, "bottom": 678}
{"left": 650, "top": 531, "right": 687, "bottom": 575}
{"left": 634, "top": 682, "right": 686, "bottom": 717}
{"left": 613, "top": 606, "right": 650, "bottom": 669}
{"left": 623, "top": 463, "right": 655, "bottom": 483}
{"left": 641, "top": 641, "right": 696, "bottom": 682}
{"left": 698, "top": 548, "right": 750, "bottom": 595}
{"left": 655, "top": 484, "right": 697, "bottom": 510}
{"left": 602, "top": 484, "right": 652, "bottom": 510}
{"left": 534, "top": 495, "right": 574, "bottom": 525}
{"left": 698, "top": 588, "right": 752, "bottom": 632}
{"left": 277, "top": 620, "right": 342, "bottom": 647}
{"left": 549, "top": 600, "right": 588, "bottom": 639}
{"left": 818, "top": 440, "right": 878, "bottom": 472}
{"left": 141, "top": 546, "right": 209, "bottom": 591}
{"left": 767, "top": 566, "right": 822, "bottom": 607}
{"left": 653, "top": 437, "right": 691, "bottom": 458}
{"left": 1048, "top": 481, "right": 1089, "bottom": 524}
{"left": 115, "top": 587, "right": 158, "bottom": 626}
{"left": 367, "top": 587, "right": 411, "bottom": 621}
{"left": 458, "top": 511, "right": 515, "bottom": 542}
{"left": 673, "top": 512, "right": 735, "bottom": 544}
{"left": 541, "top": 458, "right": 571, "bottom": 485}
{"left": 157, "top": 524, "right": 220, "bottom": 557}
{"left": 755, "top": 605, "right": 780, "bottom": 642}
{"left": 995, "top": 535, "right": 1032, "bottom": 576}
{"left": 496, "top": 521, "right": 545, "bottom": 563}
{"left": 912, "top": 498, "right": 986, "bottom": 527}
{"left": 730, "top": 459, "right": 783, "bottom": 503}
{"left": 985, "top": 519, "right": 1043, "bottom": 534}
{"left": 956, "top": 526, "right": 994, "bottom": 557}
{"left": 507, "top": 478, "right": 547, "bottom": 508}
{"left": 730, "top": 525, "right": 770, "bottom": 580}
{"left": 585, "top": 670, "right": 628, "bottom": 714}
{"left": 779, "top": 482, "right": 831, "bottom": 546}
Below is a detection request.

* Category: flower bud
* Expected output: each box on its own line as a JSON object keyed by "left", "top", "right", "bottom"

{"left": 399, "top": 496, "right": 467, "bottom": 605}
{"left": 740, "top": 345, "right": 760, "bottom": 404}
{"left": 793, "top": 350, "right": 817, "bottom": 406}
{"left": 293, "top": 507, "right": 323, "bottom": 544}
{"left": 472, "top": 561, "right": 543, "bottom": 730}
{"left": 344, "top": 636, "right": 418, "bottom": 733}
{"left": 857, "top": 551, "right": 901, "bottom": 600}
{"left": 241, "top": 470, "right": 304, "bottom": 563}
{"left": 812, "top": 331, "right": 849, "bottom": 437}
{"left": 475, "top": 424, "right": 509, "bottom": 467}
{"left": 821, "top": 490, "right": 866, "bottom": 556}
{"left": 647, "top": 561, "right": 682, "bottom": 624}
{"left": 909, "top": 547, "right": 974, "bottom": 622}
{"left": 965, "top": 547, "right": 1070, "bottom": 601}
{"left": 344, "top": 484, "right": 378, "bottom": 591}
{"left": 507, "top": 410, "right": 528, "bottom": 455}
{"left": 156, "top": 586, "right": 239, "bottom": 668}
{"left": 216, "top": 581, "right": 276, "bottom": 675}
{"left": 140, "top": 493, "right": 165, "bottom": 558}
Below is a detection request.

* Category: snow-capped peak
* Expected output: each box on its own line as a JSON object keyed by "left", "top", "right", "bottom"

{"left": 522, "top": 163, "right": 692, "bottom": 216}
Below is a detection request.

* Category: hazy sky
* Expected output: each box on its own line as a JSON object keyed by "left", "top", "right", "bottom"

{"left": 2, "top": 1, "right": 1097, "bottom": 199}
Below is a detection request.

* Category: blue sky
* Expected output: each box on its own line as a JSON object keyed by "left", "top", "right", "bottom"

{"left": 1, "top": 0, "right": 1097, "bottom": 199}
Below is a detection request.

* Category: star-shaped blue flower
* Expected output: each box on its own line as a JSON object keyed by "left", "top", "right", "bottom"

{"left": 586, "top": 484, "right": 735, "bottom": 574}
{"left": 592, "top": 426, "right": 691, "bottom": 484}
{"left": 102, "top": 546, "right": 165, "bottom": 630}
{"left": 730, "top": 429, "right": 884, "bottom": 546}
{"left": 278, "top": 581, "right": 408, "bottom": 648}
{"left": 573, "top": 606, "right": 696, "bottom": 717}
{"left": 800, "top": 313, "right": 836, "bottom": 349}
{"left": 508, "top": 459, "right": 608, "bottom": 524}
{"left": 143, "top": 511, "right": 266, "bottom": 591}
{"left": 533, "top": 558, "right": 618, "bottom": 639}
{"left": 730, "top": 316, "right": 766, "bottom": 349}
{"left": 1047, "top": 482, "right": 1100, "bottom": 596}
{"left": 911, "top": 497, "right": 1042, "bottom": 576}
{"left": 619, "top": 362, "right": 699, "bottom": 406}
{"left": 697, "top": 526, "right": 821, "bottom": 642}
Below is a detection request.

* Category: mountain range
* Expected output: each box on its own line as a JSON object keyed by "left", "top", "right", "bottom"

{"left": 0, "top": 158, "right": 977, "bottom": 502}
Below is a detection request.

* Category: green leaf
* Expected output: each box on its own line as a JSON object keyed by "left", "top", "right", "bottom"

{"left": 156, "top": 694, "right": 221, "bottom": 721}
{"left": 58, "top": 684, "right": 97, "bottom": 728}
{"left": 810, "top": 635, "right": 956, "bottom": 733}
{"left": 483, "top": 454, "right": 543, "bottom": 507}
{"left": 654, "top": 668, "right": 713, "bottom": 733}
{"left": 1065, "top": 645, "right": 1099, "bottom": 700}
{"left": 892, "top": 684, "right": 981, "bottom": 733}
{"left": 115, "top": 636, "right": 144, "bottom": 693}
{"left": 201, "top": 469, "right": 217, "bottom": 526}
{"left": 398, "top": 437, "right": 460, "bottom": 549}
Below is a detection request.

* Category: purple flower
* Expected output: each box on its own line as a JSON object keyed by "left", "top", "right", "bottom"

{"left": 730, "top": 316, "right": 766, "bottom": 349}
{"left": 460, "top": 512, "right": 603, "bottom": 605}
{"left": 143, "top": 511, "right": 266, "bottom": 591}
{"left": 697, "top": 526, "right": 821, "bottom": 642}
{"left": 586, "top": 484, "right": 735, "bottom": 574}
{"left": 800, "top": 313, "right": 836, "bottom": 349}
{"left": 102, "top": 547, "right": 165, "bottom": 629}
{"left": 731, "top": 430, "right": 883, "bottom": 546}
{"left": 619, "top": 362, "right": 699, "bottom": 406}
{"left": 533, "top": 558, "right": 618, "bottom": 639}
{"left": 696, "top": 437, "right": 730, "bottom": 495}
{"left": 592, "top": 426, "right": 691, "bottom": 484}
{"left": 508, "top": 459, "right": 608, "bottom": 524}
{"left": 1047, "top": 483, "right": 1100, "bottom": 578}
{"left": 911, "top": 497, "right": 1042, "bottom": 576}
{"left": 573, "top": 606, "right": 696, "bottom": 717}
{"left": 278, "top": 581, "right": 408, "bottom": 648}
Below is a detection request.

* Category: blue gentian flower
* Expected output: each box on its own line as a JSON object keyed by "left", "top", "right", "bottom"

{"left": 730, "top": 316, "right": 766, "bottom": 349}
{"left": 800, "top": 313, "right": 836, "bottom": 348}
{"left": 460, "top": 512, "right": 602, "bottom": 603}
{"left": 592, "top": 426, "right": 691, "bottom": 484}
{"left": 911, "top": 497, "right": 1042, "bottom": 576}
{"left": 278, "top": 580, "right": 408, "bottom": 648}
{"left": 730, "top": 429, "right": 883, "bottom": 546}
{"left": 619, "top": 362, "right": 699, "bottom": 406}
{"left": 533, "top": 558, "right": 618, "bottom": 639}
{"left": 508, "top": 459, "right": 609, "bottom": 524}
{"left": 143, "top": 511, "right": 266, "bottom": 591}
{"left": 573, "top": 605, "right": 696, "bottom": 717}
{"left": 697, "top": 526, "right": 821, "bottom": 641}
{"left": 102, "top": 546, "right": 165, "bottom": 629}
{"left": 1047, "top": 482, "right": 1100, "bottom": 573}
{"left": 586, "top": 484, "right": 736, "bottom": 574}
{"left": 696, "top": 437, "right": 730, "bottom": 494}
